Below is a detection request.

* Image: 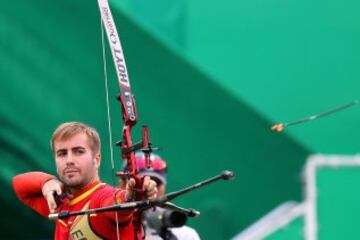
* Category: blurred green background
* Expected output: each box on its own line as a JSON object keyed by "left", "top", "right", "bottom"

{"left": 0, "top": 0, "right": 359, "bottom": 239}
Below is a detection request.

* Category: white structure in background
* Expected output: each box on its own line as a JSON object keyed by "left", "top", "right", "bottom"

{"left": 232, "top": 154, "right": 360, "bottom": 240}
{"left": 304, "top": 154, "right": 360, "bottom": 240}
{"left": 231, "top": 201, "right": 304, "bottom": 240}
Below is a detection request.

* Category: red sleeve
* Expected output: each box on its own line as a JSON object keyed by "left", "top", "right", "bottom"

{"left": 94, "top": 185, "right": 133, "bottom": 224}
{"left": 12, "top": 171, "right": 56, "bottom": 217}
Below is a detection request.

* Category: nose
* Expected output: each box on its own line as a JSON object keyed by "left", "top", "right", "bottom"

{"left": 65, "top": 152, "right": 75, "bottom": 165}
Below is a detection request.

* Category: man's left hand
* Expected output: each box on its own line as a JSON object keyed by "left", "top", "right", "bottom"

{"left": 126, "top": 176, "right": 158, "bottom": 200}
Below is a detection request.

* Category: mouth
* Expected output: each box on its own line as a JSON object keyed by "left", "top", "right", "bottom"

{"left": 64, "top": 168, "right": 80, "bottom": 175}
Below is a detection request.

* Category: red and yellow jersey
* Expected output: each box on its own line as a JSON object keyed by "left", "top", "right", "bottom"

{"left": 12, "top": 172, "right": 134, "bottom": 240}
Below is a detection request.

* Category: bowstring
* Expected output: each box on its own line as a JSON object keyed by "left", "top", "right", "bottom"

{"left": 100, "top": 17, "right": 121, "bottom": 240}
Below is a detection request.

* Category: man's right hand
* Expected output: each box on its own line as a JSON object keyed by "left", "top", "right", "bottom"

{"left": 41, "top": 179, "right": 63, "bottom": 213}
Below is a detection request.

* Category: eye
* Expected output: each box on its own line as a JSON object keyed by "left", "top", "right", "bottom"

{"left": 56, "top": 151, "right": 66, "bottom": 158}
{"left": 74, "top": 148, "right": 85, "bottom": 155}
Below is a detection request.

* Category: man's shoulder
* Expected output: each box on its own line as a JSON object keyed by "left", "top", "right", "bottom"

{"left": 93, "top": 183, "right": 116, "bottom": 194}
{"left": 85, "top": 183, "right": 116, "bottom": 207}
{"left": 98, "top": 182, "right": 114, "bottom": 190}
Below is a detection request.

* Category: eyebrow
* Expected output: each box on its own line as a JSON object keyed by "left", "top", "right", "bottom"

{"left": 56, "top": 146, "right": 86, "bottom": 154}
{"left": 72, "top": 146, "right": 86, "bottom": 151}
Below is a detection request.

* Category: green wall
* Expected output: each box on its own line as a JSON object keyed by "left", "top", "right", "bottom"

{"left": 187, "top": 0, "right": 360, "bottom": 154}
{"left": 316, "top": 165, "right": 360, "bottom": 239}
{"left": 121, "top": 0, "right": 360, "bottom": 154}
{"left": 4, "top": 0, "right": 355, "bottom": 239}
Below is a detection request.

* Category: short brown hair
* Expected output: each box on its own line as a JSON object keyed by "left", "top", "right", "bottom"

{"left": 51, "top": 122, "right": 101, "bottom": 155}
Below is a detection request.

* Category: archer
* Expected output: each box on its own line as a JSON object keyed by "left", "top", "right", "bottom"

{"left": 12, "top": 122, "right": 158, "bottom": 240}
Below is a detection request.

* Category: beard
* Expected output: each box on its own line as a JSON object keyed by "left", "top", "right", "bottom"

{"left": 60, "top": 171, "right": 89, "bottom": 191}
{"left": 56, "top": 158, "right": 99, "bottom": 192}
{"left": 63, "top": 175, "right": 83, "bottom": 188}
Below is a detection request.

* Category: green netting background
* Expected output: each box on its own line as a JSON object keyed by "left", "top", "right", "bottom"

{"left": 1, "top": 0, "right": 359, "bottom": 239}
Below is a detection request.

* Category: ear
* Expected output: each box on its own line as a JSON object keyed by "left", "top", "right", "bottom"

{"left": 94, "top": 153, "right": 101, "bottom": 168}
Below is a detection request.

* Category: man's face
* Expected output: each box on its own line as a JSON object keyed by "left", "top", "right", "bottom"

{"left": 54, "top": 132, "right": 100, "bottom": 191}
